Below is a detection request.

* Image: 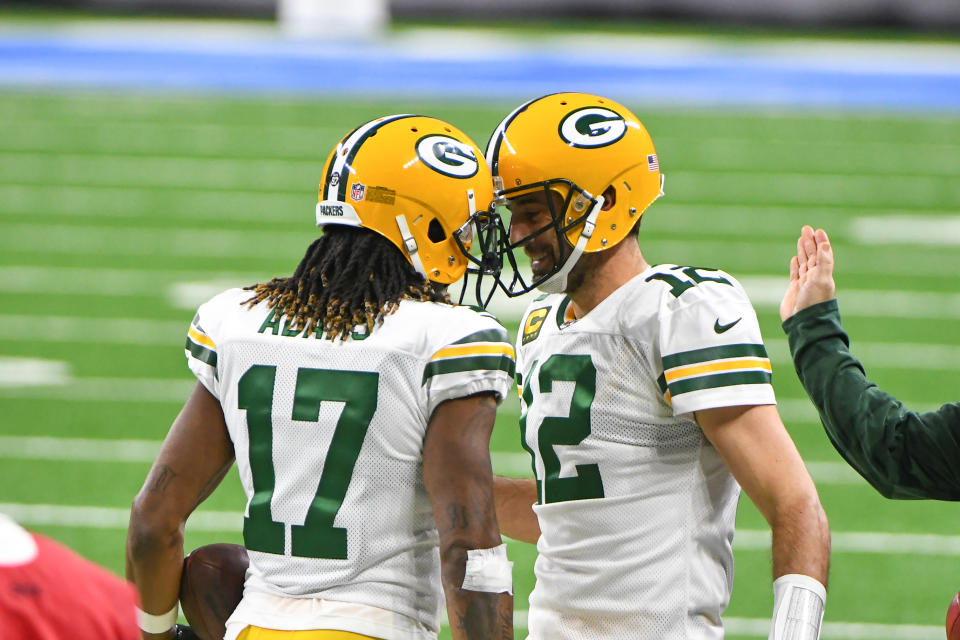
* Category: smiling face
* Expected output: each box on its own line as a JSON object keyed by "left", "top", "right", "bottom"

{"left": 506, "top": 188, "right": 569, "bottom": 282}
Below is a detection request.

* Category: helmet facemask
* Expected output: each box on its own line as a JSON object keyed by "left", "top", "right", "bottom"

{"left": 488, "top": 178, "right": 603, "bottom": 297}
{"left": 452, "top": 202, "right": 509, "bottom": 308}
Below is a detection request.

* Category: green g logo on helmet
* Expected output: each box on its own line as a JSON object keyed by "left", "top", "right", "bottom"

{"left": 416, "top": 135, "right": 480, "bottom": 179}
{"left": 558, "top": 107, "right": 626, "bottom": 148}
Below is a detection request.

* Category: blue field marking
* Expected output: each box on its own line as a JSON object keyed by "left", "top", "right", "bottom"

{"left": 0, "top": 29, "right": 959, "bottom": 109}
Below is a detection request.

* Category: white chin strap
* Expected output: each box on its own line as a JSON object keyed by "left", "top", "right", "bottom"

{"left": 537, "top": 195, "right": 604, "bottom": 294}
{"left": 395, "top": 189, "right": 476, "bottom": 283}
{"left": 395, "top": 215, "right": 428, "bottom": 279}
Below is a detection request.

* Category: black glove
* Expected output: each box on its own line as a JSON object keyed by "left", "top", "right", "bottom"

{"left": 174, "top": 625, "right": 202, "bottom": 640}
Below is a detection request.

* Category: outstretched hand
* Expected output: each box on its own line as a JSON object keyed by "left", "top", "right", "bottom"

{"left": 780, "top": 225, "right": 836, "bottom": 322}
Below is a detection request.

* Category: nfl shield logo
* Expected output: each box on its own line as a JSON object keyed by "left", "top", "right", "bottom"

{"left": 351, "top": 182, "right": 366, "bottom": 202}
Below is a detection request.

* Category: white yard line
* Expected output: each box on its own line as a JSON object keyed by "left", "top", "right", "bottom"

{"left": 649, "top": 204, "right": 960, "bottom": 238}
{"left": 670, "top": 171, "right": 960, "bottom": 209}
{"left": 0, "top": 152, "right": 313, "bottom": 192}
{"left": 637, "top": 239, "right": 960, "bottom": 279}
{"left": 734, "top": 529, "right": 960, "bottom": 555}
{"left": 0, "top": 436, "right": 162, "bottom": 462}
{"left": 0, "top": 368, "right": 936, "bottom": 426}
{"left": 0, "top": 224, "right": 310, "bottom": 258}
{"left": 0, "top": 377, "right": 194, "bottom": 402}
{"left": 852, "top": 216, "right": 960, "bottom": 247}
{"left": 0, "top": 314, "right": 185, "bottom": 345}
{"left": 5, "top": 264, "right": 960, "bottom": 321}
{"left": 0, "top": 265, "right": 265, "bottom": 296}
{"left": 7, "top": 263, "right": 960, "bottom": 323}
{"left": 2, "top": 501, "right": 957, "bottom": 561}
{"left": 0, "top": 123, "right": 348, "bottom": 158}
{"left": 764, "top": 337, "right": 960, "bottom": 372}
{"left": 0, "top": 184, "right": 306, "bottom": 223}
{"left": 0, "top": 436, "right": 868, "bottom": 487}
{"left": 0, "top": 373, "right": 834, "bottom": 414}
{"left": 5, "top": 304, "right": 960, "bottom": 374}
{"left": 738, "top": 275, "right": 960, "bottom": 320}
{"left": 0, "top": 502, "right": 239, "bottom": 531}
{"left": 0, "top": 357, "right": 71, "bottom": 387}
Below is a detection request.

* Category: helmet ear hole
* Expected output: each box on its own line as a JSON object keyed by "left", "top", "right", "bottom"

{"left": 427, "top": 218, "right": 447, "bottom": 243}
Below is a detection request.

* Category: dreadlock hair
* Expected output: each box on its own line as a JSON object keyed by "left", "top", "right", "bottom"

{"left": 244, "top": 226, "right": 448, "bottom": 340}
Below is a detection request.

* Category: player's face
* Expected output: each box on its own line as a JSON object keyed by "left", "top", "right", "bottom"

{"left": 507, "top": 190, "right": 565, "bottom": 280}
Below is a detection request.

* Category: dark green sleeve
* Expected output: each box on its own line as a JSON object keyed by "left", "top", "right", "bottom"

{"left": 782, "top": 299, "right": 960, "bottom": 500}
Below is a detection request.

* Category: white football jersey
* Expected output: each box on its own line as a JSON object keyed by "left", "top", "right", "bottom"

{"left": 184, "top": 288, "right": 515, "bottom": 638}
{"left": 515, "top": 264, "right": 775, "bottom": 640}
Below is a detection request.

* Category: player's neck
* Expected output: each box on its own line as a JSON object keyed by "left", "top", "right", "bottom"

{"left": 567, "top": 240, "right": 649, "bottom": 318}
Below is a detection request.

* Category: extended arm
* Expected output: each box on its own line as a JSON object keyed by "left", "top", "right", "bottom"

{"left": 785, "top": 301, "right": 960, "bottom": 499}
{"left": 126, "top": 382, "right": 235, "bottom": 640}
{"left": 492, "top": 475, "right": 540, "bottom": 544}
{"left": 781, "top": 225, "right": 960, "bottom": 499}
{"left": 423, "top": 393, "right": 513, "bottom": 640}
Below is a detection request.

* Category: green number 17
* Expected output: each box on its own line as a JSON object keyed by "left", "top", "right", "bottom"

{"left": 238, "top": 365, "right": 379, "bottom": 559}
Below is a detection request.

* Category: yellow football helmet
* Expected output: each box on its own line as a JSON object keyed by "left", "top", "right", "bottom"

{"left": 485, "top": 92, "right": 664, "bottom": 294}
{"left": 316, "top": 114, "right": 495, "bottom": 287}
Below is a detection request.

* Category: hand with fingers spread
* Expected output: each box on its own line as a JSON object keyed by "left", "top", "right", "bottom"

{"left": 780, "top": 225, "right": 836, "bottom": 322}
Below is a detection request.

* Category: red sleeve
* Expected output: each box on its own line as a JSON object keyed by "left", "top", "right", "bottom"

{"left": 0, "top": 533, "right": 140, "bottom": 640}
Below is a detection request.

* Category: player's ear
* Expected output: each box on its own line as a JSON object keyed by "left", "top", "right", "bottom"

{"left": 601, "top": 185, "right": 616, "bottom": 210}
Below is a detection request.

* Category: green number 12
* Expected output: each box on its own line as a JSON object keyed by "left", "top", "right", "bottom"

{"left": 238, "top": 365, "right": 379, "bottom": 559}
{"left": 521, "top": 354, "right": 603, "bottom": 504}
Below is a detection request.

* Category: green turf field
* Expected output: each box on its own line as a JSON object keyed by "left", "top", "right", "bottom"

{"left": 1, "top": 89, "right": 958, "bottom": 639}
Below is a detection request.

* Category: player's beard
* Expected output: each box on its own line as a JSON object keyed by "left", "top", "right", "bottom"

{"left": 564, "top": 248, "right": 602, "bottom": 296}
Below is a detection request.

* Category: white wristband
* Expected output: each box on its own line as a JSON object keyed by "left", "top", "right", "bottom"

{"left": 136, "top": 603, "right": 178, "bottom": 634}
{"left": 769, "top": 574, "right": 826, "bottom": 640}
{"left": 461, "top": 543, "right": 513, "bottom": 595}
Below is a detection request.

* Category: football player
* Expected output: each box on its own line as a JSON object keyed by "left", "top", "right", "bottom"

{"left": 484, "top": 93, "right": 831, "bottom": 639}
{"left": 126, "top": 116, "right": 514, "bottom": 640}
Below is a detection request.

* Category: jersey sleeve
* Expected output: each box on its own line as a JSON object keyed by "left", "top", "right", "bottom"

{"left": 184, "top": 307, "right": 221, "bottom": 400}
{"left": 657, "top": 276, "right": 775, "bottom": 415}
{"left": 421, "top": 309, "right": 516, "bottom": 418}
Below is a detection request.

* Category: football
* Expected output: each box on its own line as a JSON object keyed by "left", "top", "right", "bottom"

{"left": 948, "top": 590, "right": 960, "bottom": 640}
{"left": 180, "top": 543, "right": 249, "bottom": 640}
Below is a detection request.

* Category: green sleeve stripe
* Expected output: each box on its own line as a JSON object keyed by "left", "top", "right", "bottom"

{"left": 662, "top": 343, "right": 767, "bottom": 370}
{"left": 452, "top": 327, "right": 510, "bottom": 345}
{"left": 185, "top": 337, "right": 217, "bottom": 367}
{"left": 656, "top": 372, "right": 668, "bottom": 395}
{"left": 422, "top": 354, "right": 516, "bottom": 384}
{"left": 667, "top": 370, "right": 771, "bottom": 396}
{"left": 191, "top": 313, "right": 207, "bottom": 334}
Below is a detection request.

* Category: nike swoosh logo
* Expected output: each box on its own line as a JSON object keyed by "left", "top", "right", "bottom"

{"left": 714, "top": 317, "right": 742, "bottom": 334}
